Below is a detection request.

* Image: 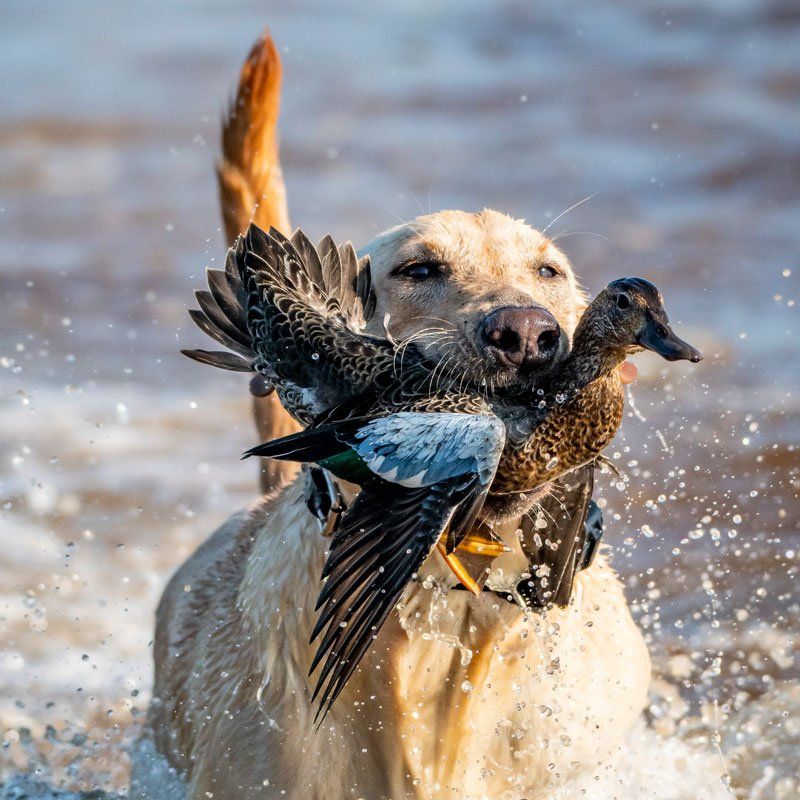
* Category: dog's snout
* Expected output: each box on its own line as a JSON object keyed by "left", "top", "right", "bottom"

{"left": 480, "top": 306, "right": 561, "bottom": 369}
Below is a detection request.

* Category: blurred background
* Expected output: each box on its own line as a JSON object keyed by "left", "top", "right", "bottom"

{"left": 1, "top": 0, "right": 798, "bottom": 796}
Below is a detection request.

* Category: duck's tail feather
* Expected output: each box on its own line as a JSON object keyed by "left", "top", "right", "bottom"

{"left": 243, "top": 417, "right": 369, "bottom": 463}
{"left": 182, "top": 224, "right": 385, "bottom": 423}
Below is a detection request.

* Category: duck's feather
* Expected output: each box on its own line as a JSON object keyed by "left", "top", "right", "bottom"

{"left": 179, "top": 348, "right": 252, "bottom": 372}
{"left": 244, "top": 411, "right": 504, "bottom": 518}
{"left": 242, "top": 417, "right": 369, "bottom": 463}
{"left": 516, "top": 463, "right": 595, "bottom": 607}
{"left": 346, "top": 412, "right": 505, "bottom": 489}
{"left": 310, "top": 475, "right": 478, "bottom": 723}
{"left": 194, "top": 289, "right": 250, "bottom": 348}
{"left": 187, "top": 309, "right": 253, "bottom": 358}
{"left": 182, "top": 224, "right": 400, "bottom": 422}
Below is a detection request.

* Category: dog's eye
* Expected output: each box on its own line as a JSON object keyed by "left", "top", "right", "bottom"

{"left": 537, "top": 264, "right": 559, "bottom": 279}
{"left": 394, "top": 261, "right": 443, "bottom": 281}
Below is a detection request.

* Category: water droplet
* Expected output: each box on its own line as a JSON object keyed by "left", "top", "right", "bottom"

{"left": 115, "top": 402, "right": 130, "bottom": 424}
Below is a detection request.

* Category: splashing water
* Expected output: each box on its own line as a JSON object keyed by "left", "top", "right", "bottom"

{"left": 2, "top": 0, "right": 799, "bottom": 797}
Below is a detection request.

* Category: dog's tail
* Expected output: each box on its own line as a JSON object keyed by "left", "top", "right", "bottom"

{"left": 217, "top": 30, "right": 300, "bottom": 491}
{"left": 217, "top": 30, "right": 290, "bottom": 242}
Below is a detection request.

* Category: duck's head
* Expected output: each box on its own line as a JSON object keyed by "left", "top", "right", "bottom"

{"left": 598, "top": 277, "right": 703, "bottom": 363}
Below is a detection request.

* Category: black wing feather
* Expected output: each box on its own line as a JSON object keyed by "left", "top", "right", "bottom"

{"left": 317, "top": 234, "right": 343, "bottom": 303}
{"left": 444, "top": 475, "right": 485, "bottom": 552}
{"left": 187, "top": 309, "right": 252, "bottom": 358}
{"left": 290, "top": 229, "right": 326, "bottom": 288}
{"left": 194, "top": 289, "right": 250, "bottom": 348}
{"left": 242, "top": 417, "right": 370, "bottom": 462}
{"left": 179, "top": 348, "right": 252, "bottom": 372}
{"left": 206, "top": 268, "right": 247, "bottom": 333}
{"left": 517, "top": 464, "right": 594, "bottom": 607}
{"left": 310, "top": 478, "right": 473, "bottom": 722}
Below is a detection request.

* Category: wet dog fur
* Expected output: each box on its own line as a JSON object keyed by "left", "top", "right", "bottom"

{"left": 131, "top": 30, "right": 651, "bottom": 800}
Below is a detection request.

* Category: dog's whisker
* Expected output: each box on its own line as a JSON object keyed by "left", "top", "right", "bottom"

{"left": 393, "top": 326, "right": 454, "bottom": 374}
{"left": 427, "top": 179, "right": 437, "bottom": 215}
{"left": 541, "top": 192, "right": 597, "bottom": 236}
{"left": 384, "top": 208, "right": 417, "bottom": 229}
{"left": 431, "top": 341, "right": 464, "bottom": 393}
{"left": 435, "top": 347, "right": 463, "bottom": 394}
{"left": 426, "top": 346, "right": 458, "bottom": 393}
{"left": 408, "top": 188, "right": 427, "bottom": 217}
{"left": 551, "top": 230, "right": 610, "bottom": 244}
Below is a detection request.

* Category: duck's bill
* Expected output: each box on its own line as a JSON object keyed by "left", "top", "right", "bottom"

{"left": 638, "top": 320, "right": 703, "bottom": 363}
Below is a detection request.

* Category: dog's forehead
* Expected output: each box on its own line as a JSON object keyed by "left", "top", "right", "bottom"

{"left": 360, "top": 210, "right": 558, "bottom": 277}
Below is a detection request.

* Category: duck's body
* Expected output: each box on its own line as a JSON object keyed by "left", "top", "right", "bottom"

{"left": 186, "top": 227, "right": 695, "bottom": 495}
{"left": 183, "top": 226, "right": 701, "bottom": 717}
{"left": 492, "top": 370, "right": 625, "bottom": 493}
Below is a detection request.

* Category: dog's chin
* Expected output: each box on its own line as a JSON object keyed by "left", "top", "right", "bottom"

{"left": 456, "top": 360, "right": 554, "bottom": 393}
{"left": 478, "top": 358, "right": 565, "bottom": 393}
{"left": 479, "top": 339, "right": 571, "bottom": 392}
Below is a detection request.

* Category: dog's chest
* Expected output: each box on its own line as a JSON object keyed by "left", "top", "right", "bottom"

{"left": 352, "top": 565, "right": 650, "bottom": 800}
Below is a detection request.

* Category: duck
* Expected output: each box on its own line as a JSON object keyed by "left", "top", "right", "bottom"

{"left": 182, "top": 223, "right": 702, "bottom": 719}
{"left": 489, "top": 275, "right": 703, "bottom": 495}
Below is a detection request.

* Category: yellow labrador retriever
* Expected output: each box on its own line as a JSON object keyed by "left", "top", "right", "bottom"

{"left": 131, "top": 31, "right": 649, "bottom": 800}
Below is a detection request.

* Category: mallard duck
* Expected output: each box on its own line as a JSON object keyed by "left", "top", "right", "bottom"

{"left": 182, "top": 224, "right": 702, "bottom": 719}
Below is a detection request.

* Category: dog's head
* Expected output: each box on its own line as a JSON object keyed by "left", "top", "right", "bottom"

{"left": 361, "top": 209, "right": 586, "bottom": 390}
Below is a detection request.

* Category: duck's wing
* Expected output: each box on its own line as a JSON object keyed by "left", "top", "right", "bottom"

{"left": 347, "top": 412, "right": 504, "bottom": 490}
{"left": 297, "top": 412, "right": 504, "bottom": 721}
{"left": 308, "top": 476, "right": 476, "bottom": 723}
{"left": 181, "top": 224, "right": 396, "bottom": 421}
{"left": 245, "top": 411, "right": 505, "bottom": 534}
{"left": 516, "top": 463, "right": 594, "bottom": 607}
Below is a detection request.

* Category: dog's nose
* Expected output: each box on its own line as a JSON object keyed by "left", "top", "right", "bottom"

{"left": 480, "top": 306, "right": 561, "bottom": 369}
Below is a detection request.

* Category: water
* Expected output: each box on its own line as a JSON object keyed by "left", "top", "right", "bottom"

{"left": 1, "top": 0, "right": 798, "bottom": 796}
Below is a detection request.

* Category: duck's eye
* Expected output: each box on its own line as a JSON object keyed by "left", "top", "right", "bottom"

{"left": 538, "top": 264, "right": 559, "bottom": 279}
{"left": 394, "top": 261, "right": 442, "bottom": 281}
{"left": 656, "top": 323, "right": 669, "bottom": 338}
{"left": 616, "top": 293, "right": 631, "bottom": 310}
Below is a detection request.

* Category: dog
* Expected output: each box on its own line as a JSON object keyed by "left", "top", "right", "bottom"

{"left": 130, "top": 31, "right": 650, "bottom": 800}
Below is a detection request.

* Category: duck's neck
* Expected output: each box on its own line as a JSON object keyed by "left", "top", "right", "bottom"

{"left": 550, "top": 313, "right": 627, "bottom": 398}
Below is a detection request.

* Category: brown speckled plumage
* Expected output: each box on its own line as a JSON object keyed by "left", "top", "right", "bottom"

{"left": 491, "top": 368, "right": 625, "bottom": 493}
